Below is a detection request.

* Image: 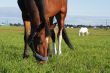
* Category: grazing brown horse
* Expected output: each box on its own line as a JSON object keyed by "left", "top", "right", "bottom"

{"left": 18, "top": 0, "right": 73, "bottom": 62}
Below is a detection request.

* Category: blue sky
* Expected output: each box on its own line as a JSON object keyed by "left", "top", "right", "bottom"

{"left": 68, "top": 0, "right": 110, "bottom": 16}
{"left": 0, "top": 0, "right": 110, "bottom": 17}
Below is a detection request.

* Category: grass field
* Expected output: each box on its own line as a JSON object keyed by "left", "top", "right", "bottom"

{"left": 0, "top": 26, "right": 110, "bottom": 73}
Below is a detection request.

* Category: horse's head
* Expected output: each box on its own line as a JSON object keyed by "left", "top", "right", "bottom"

{"left": 29, "top": 24, "right": 50, "bottom": 62}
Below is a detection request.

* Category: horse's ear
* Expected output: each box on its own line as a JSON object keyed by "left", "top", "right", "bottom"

{"left": 45, "top": 24, "right": 50, "bottom": 37}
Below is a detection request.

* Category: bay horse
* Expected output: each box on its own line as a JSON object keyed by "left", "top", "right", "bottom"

{"left": 18, "top": 0, "right": 73, "bottom": 62}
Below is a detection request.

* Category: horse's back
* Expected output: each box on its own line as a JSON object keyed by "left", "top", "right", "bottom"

{"left": 79, "top": 27, "right": 88, "bottom": 33}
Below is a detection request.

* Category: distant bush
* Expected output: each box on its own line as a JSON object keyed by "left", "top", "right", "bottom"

{"left": 9, "top": 23, "right": 23, "bottom": 26}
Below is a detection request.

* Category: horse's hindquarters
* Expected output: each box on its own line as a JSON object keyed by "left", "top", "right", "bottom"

{"left": 44, "top": 0, "right": 67, "bottom": 17}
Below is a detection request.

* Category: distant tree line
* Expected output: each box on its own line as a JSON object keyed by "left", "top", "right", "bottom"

{"left": 64, "top": 24, "right": 110, "bottom": 29}
{"left": 7, "top": 23, "right": 110, "bottom": 30}
{"left": 9, "top": 23, "right": 23, "bottom": 26}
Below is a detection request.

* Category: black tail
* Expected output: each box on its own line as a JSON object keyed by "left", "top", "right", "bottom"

{"left": 62, "top": 28, "right": 74, "bottom": 49}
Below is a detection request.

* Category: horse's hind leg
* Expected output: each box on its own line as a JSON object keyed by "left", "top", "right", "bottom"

{"left": 22, "top": 13, "right": 31, "bottom": 58}
{"left": 82, "top": 32, "right": 84, "bottom": 36}
{"left": 55, "top": 13, "right": 65, "bottom": 55}
{"left": 86, "top": 31, "right": 89, "bottom": 36}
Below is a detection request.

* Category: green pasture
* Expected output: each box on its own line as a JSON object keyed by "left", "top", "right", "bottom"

{"left": 0, "top": 26, "right": 110, "bottom": 73}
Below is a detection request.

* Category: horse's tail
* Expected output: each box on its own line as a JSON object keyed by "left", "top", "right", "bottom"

{"left": 62, "top": 28, "right": 74, "bottom": 49}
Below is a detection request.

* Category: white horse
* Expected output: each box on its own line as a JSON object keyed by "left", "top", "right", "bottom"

{"left": 79, "top": 27, "right": 89, "bottom": 36}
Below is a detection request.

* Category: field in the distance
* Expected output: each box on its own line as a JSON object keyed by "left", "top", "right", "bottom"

{"left": 0, "top": 26, "right": 110, "bottom": 73}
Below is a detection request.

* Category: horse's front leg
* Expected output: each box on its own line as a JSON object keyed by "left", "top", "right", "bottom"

{"left": 49, "top": 17, "right": 57, "bottom": 55}
{"left": 23, "top": 20, "right": 31, "bottom": 58}
{"left": 57, "top": 29, "right": 62, "bottom": 55}
{"left": 56, "top": 16, "right": 64, "bottom": 55}
{"left": 56, "top": 12, "right": 66, "bottom": 55}
{"left": 79, "top": 32, "right": 81, "bottom": 36}
{"left": 50, "top": 29, "right": 57, "bottom": 55}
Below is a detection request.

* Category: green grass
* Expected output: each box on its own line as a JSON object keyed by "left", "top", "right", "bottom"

{"left": 0, "top": 26, "right": 110, "bottom": 73}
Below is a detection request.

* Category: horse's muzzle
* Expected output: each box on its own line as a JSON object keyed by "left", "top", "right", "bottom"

{"left": 35, "top": 52, "right": 48, "bottom": 61}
